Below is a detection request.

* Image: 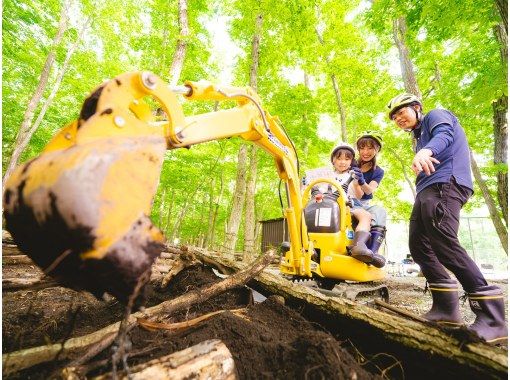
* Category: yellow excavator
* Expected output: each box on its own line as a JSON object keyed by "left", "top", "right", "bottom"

{"left": 3, "top": 71, "right": 387, "bottom": 303}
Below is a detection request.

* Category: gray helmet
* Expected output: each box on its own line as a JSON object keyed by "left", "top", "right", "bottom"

{"left": 330, "top": 142, "right": 355, "bottom": 163}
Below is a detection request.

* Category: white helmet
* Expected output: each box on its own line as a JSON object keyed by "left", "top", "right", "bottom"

{"left": 387, "top": 93, "right": 422, "bottom": 119}
{"left": 330, "top": 142, "right": 355, "bottom": 163}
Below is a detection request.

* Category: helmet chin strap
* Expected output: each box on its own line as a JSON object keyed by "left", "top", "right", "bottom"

{"left": 404, "top": 108, "right": 423, "bottom": 132}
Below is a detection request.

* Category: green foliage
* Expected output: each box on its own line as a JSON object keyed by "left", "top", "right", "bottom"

{"left": 3, "top": 0, "right": 506, "bottom": 253}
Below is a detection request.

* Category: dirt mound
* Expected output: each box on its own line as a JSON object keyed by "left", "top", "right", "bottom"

{"left": 4, "top": 263, "right": 379, "bottom": 379}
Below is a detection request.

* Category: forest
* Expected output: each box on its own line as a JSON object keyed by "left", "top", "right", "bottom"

{"left": 2, "top": 0, "right": 508, "bottom": 257}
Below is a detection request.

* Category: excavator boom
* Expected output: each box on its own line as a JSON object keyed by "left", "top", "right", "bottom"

{"left": 3, "top": 72, "right": 308, "bottom": 302}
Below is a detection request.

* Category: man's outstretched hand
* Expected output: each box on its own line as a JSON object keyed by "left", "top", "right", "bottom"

{"left": 412, "top": 149, "right": 440, "bottom": 176}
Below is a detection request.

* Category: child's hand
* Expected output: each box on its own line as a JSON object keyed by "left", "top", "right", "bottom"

{"left": 351, "top": 167, "right": 366, "bottom": 185}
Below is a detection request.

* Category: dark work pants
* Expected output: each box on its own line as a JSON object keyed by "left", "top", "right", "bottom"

{"left": 409, "top": 177, "right": 487, "bottom": 292}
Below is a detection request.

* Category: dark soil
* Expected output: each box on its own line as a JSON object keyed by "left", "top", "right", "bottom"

{"left": 3, "top": 262, "right": 379, "bottom": 379}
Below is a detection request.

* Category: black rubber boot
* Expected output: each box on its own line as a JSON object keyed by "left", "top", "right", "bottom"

{"left": 467, "top": 285, "right": 508, "bottom": 344}
{"left": 351, "top": 231, "right": 374, "bottom": 263}
{"left": 368, "top": 226, "right": 386, "bottom": 268}
{"left": 422, "top": 279, "right": 463, "bottom": 326}
{"left": 368, "top": 226, "right": 385, "bottom": 254}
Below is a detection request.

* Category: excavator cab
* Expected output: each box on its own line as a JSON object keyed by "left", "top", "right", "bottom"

{"left": 279, "top": 177, "right": 386, "bottom": 289}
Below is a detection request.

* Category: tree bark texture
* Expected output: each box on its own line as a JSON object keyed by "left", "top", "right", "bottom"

{"left": 3, "top": 1, "right": 69, "bottom": 187}
{"left": 243, "top": 13, "right": 263, "bottom": 260}
{"left": 330, "top": 74, "right": 348, "bottom": 142}
{"left": 492, "top": 95, "right": 508, "bottom": 225}
{"left": 223, "top": 144, "right": 248, "bottom": 254}
{"left": 392, "top": 17, "right": 422, "bottom": 98}
{"left": 470, "top": 150, "right": 508, "bottom": 254}
{"left": 495, "top": 0, "right": 508, "bottom": 33}
{"left": 95, "top": 340, "right": 237, "bottom": 380}
{"left": 168, "top": 0, "right": 189, "bottom": 86}
{"left": 208, "top": 173, "right": 224, "bottom": 250}
{"left": 244, "top": 145, "right": 258, "bottom": 259}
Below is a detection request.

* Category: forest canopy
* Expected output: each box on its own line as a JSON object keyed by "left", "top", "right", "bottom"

{"left": 2, "top": 0, "right": 507, "bottom": 254}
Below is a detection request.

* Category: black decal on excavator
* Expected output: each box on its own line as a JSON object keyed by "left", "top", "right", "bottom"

{"left": 100, "top": 108, "right": 113, "bottom": 116}
{"left": 79, "top": 85, "right": 105, "bottom": 123}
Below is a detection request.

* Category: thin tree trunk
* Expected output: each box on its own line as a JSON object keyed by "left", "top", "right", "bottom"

{"left": 164, "top": 189, "right": 175, "bottom": 235}
{"left": 208, "top": 173, "right": 224, "bottom": 250}
{"left": 244, "top": 146, "right": 258, "bottom": 259}
{"left": 392, "top": 17, "right": 422, "bottom": 98}
{"left": 202, "top": 178, "right": 216, "bottom": 249}
{"left": 243, "top": 13, "right": 263, "bottom": 261}
{"left": 168, "top": 0, "right": 188, "bottom": 86}
{"left": 470, "top": 150, "right": 508, "bottom": 254}
{"left": 20, "top": 17, "right": 91, "bottom": 156}
{"left": 3, "top": 1, "right": 69, "bottom": 187}
{"left": 387, "top": 147, "right": 417, "bottom": 198}
{"left": 314, "top": 7, "right": 347, "bottom": 142}
{"left": 223, "top": 145, "right": 248, "bottom": 254}
{"left": 330, "top": 74, "right": 347, "bottom": 141}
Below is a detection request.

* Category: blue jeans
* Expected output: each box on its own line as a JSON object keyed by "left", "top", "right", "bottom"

{"left": 352, "top": 199, "right": 387, "bottom": 226}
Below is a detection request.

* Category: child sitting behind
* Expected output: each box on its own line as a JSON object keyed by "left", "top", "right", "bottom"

{"left": 330, "top": 143, "right": 381, "bottom": 265}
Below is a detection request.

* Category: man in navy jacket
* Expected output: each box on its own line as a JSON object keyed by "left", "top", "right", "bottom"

{"left": 388, "top": 93, "right": 507, "bottom": 344}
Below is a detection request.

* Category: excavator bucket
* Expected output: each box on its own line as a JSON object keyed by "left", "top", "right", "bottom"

{"left": 2, "top": 72, "right": 176, "bottom": 303}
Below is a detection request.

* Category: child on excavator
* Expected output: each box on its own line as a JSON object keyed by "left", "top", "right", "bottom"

{"left": 329, "top": 143, "right": 385, "bottom": 268}
{"left": 351, "top": 131, "right": 387, "bottom": 265}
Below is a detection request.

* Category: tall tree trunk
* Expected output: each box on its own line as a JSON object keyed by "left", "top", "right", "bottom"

{"left": 387, "top": 147, "right": 417, "bottom": 199}
{"left": 493, "top": 21, "right": 508, "bottom": 225}
{"left": 168, "top": 0, "right": 188, "bottom": 86}
{"left": 19, "top": 17, "right": 91, "bottom": 157}
{"left": 208, "top": 173, "right": 224, "bottom": 250}
{"left": 3, "top": 1, "right": 69, "bottom": 187}
{"left": 243, "top": 13, "right": 263, "bottom": 260}
{"left": 495, "top": 0, "right": 508, "bottom": 32}
{"left": 223, "top": 145, "right": 248, "bottom": 254}
{"left": 493, "top": 95, "right": 508, "bottom": 225}
{"left": 202, "top": 178, "right": 216, "bottom": 248}
{"left": 470, "top": 150, "right": 508, "bottom": 254}
{"left": 244, "top": 146, "right": 258, "bottom": 259}
{"left": 315, "top": 5, "right": 347, "bottom": 141}
{"left": 330, "top": 74, "right": 347, "bottom": 142}
{"left": 164, "top": 189, "right": 175, "bottom": 235}
{"left": 392, "top": 17, "right": 422, "bottom": 98}
{"left": 391, "top": 15, "right": 427, "bottom": 197}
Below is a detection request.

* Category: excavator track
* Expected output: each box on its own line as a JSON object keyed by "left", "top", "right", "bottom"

{"left": 285, "top": 275, "right": 389, "bottom": 303}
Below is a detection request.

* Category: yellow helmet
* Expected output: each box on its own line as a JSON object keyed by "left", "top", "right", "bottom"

{"left": 356, "top": 131, "right": 383, "bottom": 150}
{"left": 387, "top": 93, "right": 421, "bottom": 119}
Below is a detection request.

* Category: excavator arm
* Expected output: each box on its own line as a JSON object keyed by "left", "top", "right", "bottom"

{"left": 3, "top": 71, "right": 310, "bottom": 302}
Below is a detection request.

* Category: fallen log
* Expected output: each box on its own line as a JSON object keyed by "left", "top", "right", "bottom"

{"left": 89, "top": 339, "right": 237, "bottom": 380}
{"left": 3, "top": 277, "right": 59, "bottom": 292}
{"left": 2, "top": 254, "right": 35, "bottom": 265}
{"left": 2, "top": 249, "right": 276, "bottom": 375}
{"left": 185, "top": 245, "right": 508, "bottom": 380}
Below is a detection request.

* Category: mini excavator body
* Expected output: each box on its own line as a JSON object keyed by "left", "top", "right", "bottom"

{"left": 3, "top": 72, "right": 385, "bottom": 303}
